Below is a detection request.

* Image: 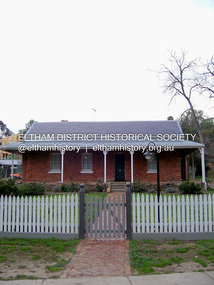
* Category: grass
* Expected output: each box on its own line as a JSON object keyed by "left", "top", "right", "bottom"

{"left": 129, "top": 239, "right": 214, "bottom": 275}
{"left": 46, "top": 258, "right": 70, "bottom": 272}
{"left": 0, "top": 238, "right": 80, "bottom": 280}
{"left": 86, "top": 192, "right": 108, "bottom": 200}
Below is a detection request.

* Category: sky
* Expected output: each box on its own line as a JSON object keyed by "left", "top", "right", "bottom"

{"left": 0, "top": 0, "right": 214, "bottom": 133}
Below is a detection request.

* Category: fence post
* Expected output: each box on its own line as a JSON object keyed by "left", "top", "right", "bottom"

{"left": 126, "top": 182, "right": 132, "bottom": 240}
{"left": 79, "top": 183, "right": 85, "bottom": 239}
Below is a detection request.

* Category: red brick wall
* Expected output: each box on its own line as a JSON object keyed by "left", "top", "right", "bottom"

{"left": 22, "top": 151, "right": 61, "bottom": 183}
{"left": 63, "top": 150, "right": 104, "bottom": 183}
{"left": 22, "top": 150, "right": 183, "bottom": 183}
{"left": 133, "top": 150, "right": 181, "bottom": 182}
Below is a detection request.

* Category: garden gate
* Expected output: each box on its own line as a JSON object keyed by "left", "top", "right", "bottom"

{"left": 79, "top": 184, "right": 132, "bottom": 239}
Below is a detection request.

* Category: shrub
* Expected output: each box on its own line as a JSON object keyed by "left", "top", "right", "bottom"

{"left": 95, "top": 179, "right": 105, "bottom": 192}
{"left": 60, "top": 184, "right": 70, "bottom": 192}
{"left": 60, "top": 180, "right": 79, "bottom": 193}
{"left": 0, "top": 179, "right": 18, "bottom": 195}
{"left": 18, "top": 183, "right": 45, "bottom": 196}
{"left": 53, "top": 185, "right": 61, "bottom": 192}
{"left": 165, "top": 186, "right": 176, "bottom": 193}
{"left": 133, "top": 180, "right": 143, "bottom": 192}
{"left": 179, "top": 181, "right": 202, "bottom": 194}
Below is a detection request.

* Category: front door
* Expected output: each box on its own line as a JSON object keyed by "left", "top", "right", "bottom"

{"left": 115, "top": 154, "right": 125, "bottom": 181}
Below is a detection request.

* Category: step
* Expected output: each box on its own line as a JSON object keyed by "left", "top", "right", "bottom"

{"left": 111, "top": 182, "right": 126, "bottom": 192}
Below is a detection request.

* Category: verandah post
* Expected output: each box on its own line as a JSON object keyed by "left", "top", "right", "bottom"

{"left": 79, "top": 183, "right": 85, "bottom": 239}
{"left": 126, "top": 182, "right": 132, "bottom": 240}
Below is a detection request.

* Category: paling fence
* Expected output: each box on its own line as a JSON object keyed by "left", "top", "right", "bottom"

{"left": 132, "top": 193, "right": 214, "bottom": 234}
{"left": 0, "top": 194, "right": 78, "bottom": 235}
{"left": 0, "top": 191, "right": 214, "bottom": 240}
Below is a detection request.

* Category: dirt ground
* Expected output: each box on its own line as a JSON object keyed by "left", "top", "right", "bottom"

{"left": 1, "top": 249, "right": 213, "bottom": 280}
{"left": 0, "top": 239, "right": 79, "bottom": 280}
{"left": 0, "top": 239, "right": 214, "bottom": 280}
{"left": 130, "top": 240, "right": 214, "bottom": 275}
{"left": 154, "top": 241, "right": 214, "bottom": 274}
{"left": 0, "top": 251, "right": 72, "bottom": 280}
{"left": 153, "top": 260, "right": 212, "bottom": 274}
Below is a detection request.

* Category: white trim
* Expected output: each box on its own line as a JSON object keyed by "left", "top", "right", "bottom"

{"left": 50, "top": 153, "right": 61, "bottom": 173}
{"left": 81, "top": 153, "right": 93, "bottom": 172}
{"left": 130, "top": 151, "right": 134, "bottom": 183}
{"left": 103, "top": 150, "right": 108, "bottom": 183}
{"left": 200, "top": 147, "right": 207, "bottom": 190}
{"left": 80, "top": 170, "right": 93, "bottom": 174}
{"left": 11, "top": 154, "right": 14, "bottom": 179}
{"left": 61, "top": 150, "right": 65, "bottom": 183}
{"left": 147, "top": 170, "right": 157, "bottom": 174}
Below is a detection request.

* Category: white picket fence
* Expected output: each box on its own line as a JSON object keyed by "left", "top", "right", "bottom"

{"left": 0, "top": 194, "right": 79, "bottom": 234}
{"left": 132, "top": 193, "right": 214, "bottom": 234}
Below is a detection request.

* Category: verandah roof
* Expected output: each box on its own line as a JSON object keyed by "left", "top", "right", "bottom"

{"left": 0, "top": 120, "right": 204, "bottom": 153}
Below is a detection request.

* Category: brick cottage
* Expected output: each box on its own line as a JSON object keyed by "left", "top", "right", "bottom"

{"left": 0, "top": 120, "right": 206, "bottom": 186}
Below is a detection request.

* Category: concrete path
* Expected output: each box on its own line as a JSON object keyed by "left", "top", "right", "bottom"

{"left": 0, "top": 271, "right": 214, "bottom": 285}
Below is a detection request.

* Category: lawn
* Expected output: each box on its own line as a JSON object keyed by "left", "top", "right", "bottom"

{"left": 0, "top": 238, "right": 81, "bottom": 280}
{"left": 1, "top": 237, "right": 214, "bottom": 280}
{"left": 129, "top": 239, "right": 214, "bottom": 275}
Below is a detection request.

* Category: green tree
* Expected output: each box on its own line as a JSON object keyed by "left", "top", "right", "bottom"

{"left": 0, "top": 120, "right": 13, "bottom": 139}
{"left": 180, "top": 109, "right": 214, "bottom": 159}
{"left": 180, "top": 110, "right": 214, "bottom": 176}
{"left": 18, "top": 119, "right": 35, "bottom": 135}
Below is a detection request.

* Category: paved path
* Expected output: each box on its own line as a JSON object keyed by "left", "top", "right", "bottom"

{"left": 61, "top": 192, "right": 131, "bottom": 278}
{"left": 61, "top": 239, "right": 131, "bottom": 278}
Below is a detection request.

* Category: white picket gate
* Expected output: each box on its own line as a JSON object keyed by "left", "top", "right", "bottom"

{"left": 0, "top": 194, "right": 78, "bottom": 234}
{"left": 132, "top": 193, "right": 214, "bottom": 234}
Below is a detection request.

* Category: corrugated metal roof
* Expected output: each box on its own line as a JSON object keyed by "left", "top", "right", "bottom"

{"left": 0, "top": 120, "right": 204, "bottom": 152}
{"left": 25, "top": 120, "right": 183, "bottom": 137}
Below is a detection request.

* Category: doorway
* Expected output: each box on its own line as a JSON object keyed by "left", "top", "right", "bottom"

{"left": 115, "top": 153, "right": 125, "bottom": 181}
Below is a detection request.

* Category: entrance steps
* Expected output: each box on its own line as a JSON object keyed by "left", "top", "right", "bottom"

{"left": 110, "top": 182, "right": 126, "bottom": 192}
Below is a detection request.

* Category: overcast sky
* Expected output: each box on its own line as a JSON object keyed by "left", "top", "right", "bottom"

{"left": 0, "top": 0, "right": 214, "bottom": 133}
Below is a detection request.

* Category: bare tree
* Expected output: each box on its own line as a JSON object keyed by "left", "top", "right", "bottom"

{"left": 199, "top": 56, "right": 214, "bottom": 99}
{"left": 159, "top": 50, "right": 205, "bottom": 145}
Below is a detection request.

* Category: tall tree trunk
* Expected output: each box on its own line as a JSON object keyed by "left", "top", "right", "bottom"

{"left": 187, "top": 98, "right": 205, "bottom": 145}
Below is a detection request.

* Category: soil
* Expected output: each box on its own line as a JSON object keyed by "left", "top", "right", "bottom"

{"left": 154, "top": 260, "right": 209, "bottom": 274}
{"left": 0, "top": 240, "right": 214, "bottom": 280}
{"left": 0, "top": 251, "right": 73, "bottom": 280}
{"left": 131, "top": 240, "right": 214, "bottom": 275}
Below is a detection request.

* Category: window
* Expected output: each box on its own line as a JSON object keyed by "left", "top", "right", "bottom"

{"left": 81, "top": 153, "right": 93, "bottom": 173}
{"left": 147, "top": 154, "right": 157, "bottom": 173}
{"left": 50, "top": 153, "right": 61, "bottom": 173}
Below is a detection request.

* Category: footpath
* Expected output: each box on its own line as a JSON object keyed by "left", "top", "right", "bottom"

{"left": 0, "top": 272, "right": 214, "bottom": 285}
